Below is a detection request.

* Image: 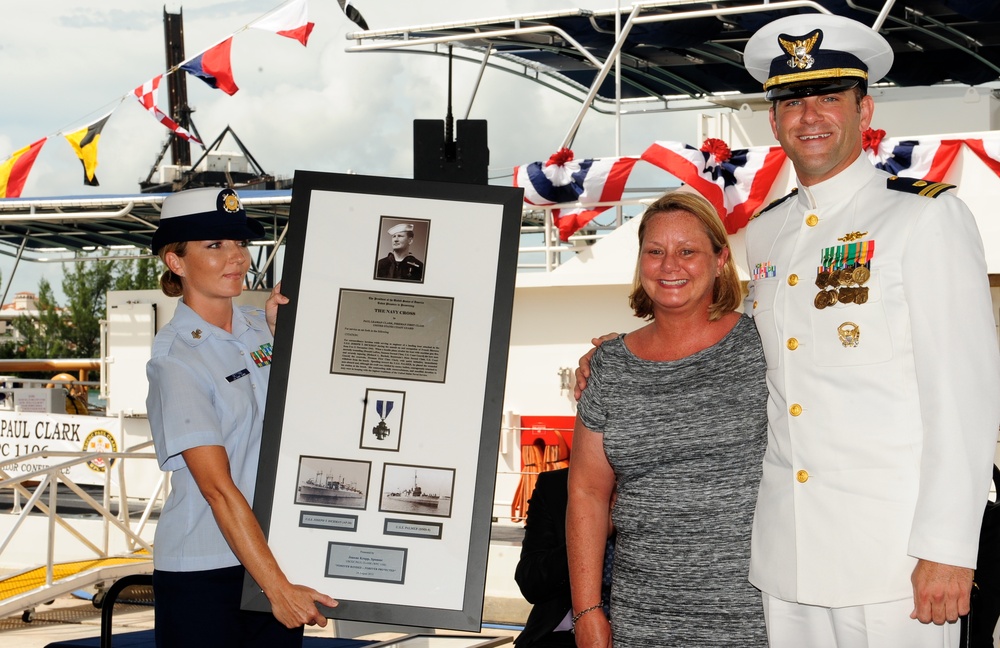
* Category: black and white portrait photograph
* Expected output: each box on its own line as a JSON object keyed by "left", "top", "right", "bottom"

{"left": 373, "top": 216, "right": 430, "bottom": 283}
{"left": 294, "top": 455, "right": 371, "bottom": 511}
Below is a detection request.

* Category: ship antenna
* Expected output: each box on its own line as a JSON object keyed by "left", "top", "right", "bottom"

{"left": 445, "top": 46, "right": 456, "bottom": 159}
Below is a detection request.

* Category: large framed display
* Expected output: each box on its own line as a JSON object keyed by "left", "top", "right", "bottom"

{"left": 242, "top": 172, "right": 523, "bottom": 631}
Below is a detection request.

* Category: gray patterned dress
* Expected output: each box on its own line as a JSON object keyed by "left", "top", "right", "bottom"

{"left": 577, "top": 315, "right": 767, "bottom": 647}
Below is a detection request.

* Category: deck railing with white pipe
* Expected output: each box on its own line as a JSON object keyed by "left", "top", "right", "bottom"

{"left": 0, "top": 442, "right": 164, "bottom": 619}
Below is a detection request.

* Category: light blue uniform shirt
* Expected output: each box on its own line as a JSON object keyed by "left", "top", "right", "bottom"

{"left": 146, "top": 299, "right": 272, "bottom": 572}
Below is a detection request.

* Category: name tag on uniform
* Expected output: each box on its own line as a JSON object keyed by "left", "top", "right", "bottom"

{"left": 225, "top": 368, "right": 250, "bottom": 383}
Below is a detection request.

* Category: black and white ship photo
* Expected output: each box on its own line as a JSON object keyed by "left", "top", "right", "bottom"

{"left": 294, "top": 455, "right": 371, "bottom": 511}
{"left": 379, "top": 463, "right": 455, "bottom": 518}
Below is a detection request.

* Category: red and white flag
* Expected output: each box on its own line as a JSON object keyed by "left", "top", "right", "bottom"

{"left": 641, "top": 139, "right": 786, "bottom": 233}
{"left": 133, "top": 76, "right": 201, "bottom": 144}
{"left": 964, "top": 138, "right": 1000, "bottom": 178}
{"left": 252, "top": 0, "right": 315, "bottom": 46}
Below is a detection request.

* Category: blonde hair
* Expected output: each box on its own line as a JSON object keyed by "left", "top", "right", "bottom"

{"left": 628, "top": 191, "right": 742, "bottom": 321}
{"left": 157, "top": 241, "right": 188, "bottom": 298}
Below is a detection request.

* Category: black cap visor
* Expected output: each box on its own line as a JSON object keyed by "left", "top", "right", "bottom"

{"left": 766, "top": 76, "right": 863, "bottom": 101}
{"left": 152, "top": 214, "right": 265, "bottom": 253}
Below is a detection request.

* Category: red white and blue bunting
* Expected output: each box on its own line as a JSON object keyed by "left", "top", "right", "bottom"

{"left": 516, "top": 129, "right": 1000, "bottom": 241}
{"left": 514, "top": 149, "right": 639, "bottom": 242}
{"left": 641, "top": 138, "right": 786, "bottom": 234}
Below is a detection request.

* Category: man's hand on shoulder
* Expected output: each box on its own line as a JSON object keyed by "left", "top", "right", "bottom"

{"left": 574, "top": 333, "right": 618, "bottom": 400}
{"left": 910, "top": 559, "right": 973, "bottom": 624}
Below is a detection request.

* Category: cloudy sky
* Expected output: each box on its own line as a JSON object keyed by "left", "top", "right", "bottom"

{"left": 0, "top": 0, "right": 725, "bottom": 299}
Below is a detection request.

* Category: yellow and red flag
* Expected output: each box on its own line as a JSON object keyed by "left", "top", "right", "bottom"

{"left": 0, "top": 138, "right": 47, "bottom": 198}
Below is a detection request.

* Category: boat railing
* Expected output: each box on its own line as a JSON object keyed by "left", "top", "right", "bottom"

{"left": 0, "top": 441, "right": 162, "bottom": 592}
{"left": 517, "top": 195, "right": 656, "bottom": 273}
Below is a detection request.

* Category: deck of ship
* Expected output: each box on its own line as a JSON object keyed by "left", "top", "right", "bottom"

{"left": 0, "top": 589, "right": 521, "bottom": 648}
{"left": 0, "top": 520, "right": 527, "bottom": 648}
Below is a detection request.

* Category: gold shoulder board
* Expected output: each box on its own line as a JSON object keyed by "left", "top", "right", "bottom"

{"left": 885, "top": 176, "right": 955, "bottom": 198}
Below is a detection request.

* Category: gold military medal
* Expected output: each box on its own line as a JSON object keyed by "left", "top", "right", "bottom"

{"left": 814, "top": 235, "right": 875, "bottom": 310}
{"left": 815, "top": 289, "right": 839, "bottom": 308}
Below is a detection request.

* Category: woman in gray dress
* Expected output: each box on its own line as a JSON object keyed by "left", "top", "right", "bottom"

{"left": 567, "top": 190, "right": 767, "bottom": 647}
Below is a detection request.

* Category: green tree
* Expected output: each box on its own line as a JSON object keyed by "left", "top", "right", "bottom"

{"left": 9, "top": 279, "right": 69, "bottom": 358}
{"left": 54, "top": 253, "right": 160, "bottom": 359}
{"left": 113, "top": 256, "right": 161, "bottom": 291}
{"left": 60, "top": 257, "right": 115, "bottom": 359}
{"left": 0, "top": 269, "right": 11, "bottom": 358}
{"left": 3, "top": 253, "right": 162, "bottom": 365}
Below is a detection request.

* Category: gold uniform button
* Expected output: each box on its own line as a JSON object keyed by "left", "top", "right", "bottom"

{"left": 789, "top": 403, "right": 802, "bottom": 416}
{"left": 788, "top": 274, "right": 798, "bottom": 286}
{"left": 796, "top": 470, "right": 809, "bottom": 483}
{"left": 787, "top": 338, "right": 799, "bottom": 350}
{"left": 806, "top": 214, "right": 819, "bottom": 227}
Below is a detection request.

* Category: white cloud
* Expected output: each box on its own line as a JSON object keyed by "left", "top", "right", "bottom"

{"left": 0, "top": 0, "right": 714, "bottom": 300}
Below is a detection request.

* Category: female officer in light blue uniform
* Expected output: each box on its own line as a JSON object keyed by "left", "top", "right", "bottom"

{"left": 146, "top": 187, "right": 337, "bottom": 648}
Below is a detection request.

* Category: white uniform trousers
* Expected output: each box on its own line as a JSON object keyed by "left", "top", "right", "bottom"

{"left": 763, "top": 593, "right": 959, "bottom": 648}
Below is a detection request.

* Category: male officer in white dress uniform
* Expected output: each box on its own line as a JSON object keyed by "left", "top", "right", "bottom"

{"left": 742, "top": 13, "right": 1000, "bottom": 646}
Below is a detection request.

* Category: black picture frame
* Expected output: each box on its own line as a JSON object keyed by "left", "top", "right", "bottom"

{"left": 241, "top": 171, "right": 522, "bottom": 631}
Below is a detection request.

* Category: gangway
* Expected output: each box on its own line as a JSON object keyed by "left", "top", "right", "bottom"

{"left": 0, "top": 552, "right": 152, "bottom": 622}
{"left": 0, "top": 444, "right": 163, "bottom": 621}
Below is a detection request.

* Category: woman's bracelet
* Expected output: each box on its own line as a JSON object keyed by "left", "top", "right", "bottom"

{"left": 571, "top": 603, "right": 603, "bottom": 627}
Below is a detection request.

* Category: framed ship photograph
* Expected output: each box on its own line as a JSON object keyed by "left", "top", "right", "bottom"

{"left": 378, "top": 463, "right": 456, "bottom": 518}
{"left": 294, "top": 455, "right": 370, "bottom": 511}
{"left": 243, "top": 172, "right": 523, "bottom": 631}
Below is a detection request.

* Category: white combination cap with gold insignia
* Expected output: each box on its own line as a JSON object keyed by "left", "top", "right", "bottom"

{"left": 744, "top": 13, "right": 893, "bottom": 100}
{"left": 151, "top": 187, "right": 264, "bottom": 253}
